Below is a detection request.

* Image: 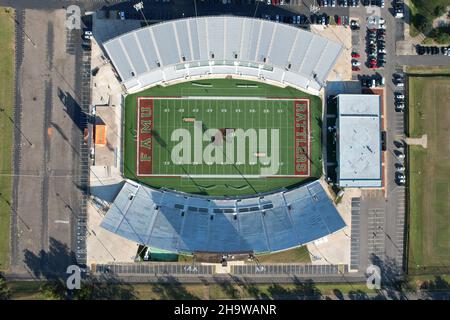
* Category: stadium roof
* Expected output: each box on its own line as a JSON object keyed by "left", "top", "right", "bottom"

{"left": 100, "top": 180, "right": 346, "bottom": 254}
{"left": 102, "top": 16, "right": 343, "bottom": 94}
{"left": 337, "top": 94, "right": 382, "bottom": 187}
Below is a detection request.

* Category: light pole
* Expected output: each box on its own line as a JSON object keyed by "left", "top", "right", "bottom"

{"left": 0, "top": 107, "right": 33, "bottom": 146}
{"left": 4, "top": 9, "right": 37, "bottom": 48}
{"left": 133, "top": 1, "right": 149, "bottom": 26}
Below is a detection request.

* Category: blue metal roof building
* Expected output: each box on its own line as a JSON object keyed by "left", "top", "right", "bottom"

{"left": 100, "top": 180, "right": 346, "bottom": 254}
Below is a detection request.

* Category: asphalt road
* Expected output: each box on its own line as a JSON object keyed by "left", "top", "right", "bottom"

{"left": 7, "top": 8, "right": 85, "bottom": 277}
{"left": 395, "top": 55, "right": 450, "bottom": 67}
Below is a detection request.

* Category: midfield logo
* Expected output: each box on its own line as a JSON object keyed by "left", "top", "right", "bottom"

{"left": 170, "top": 121, "right": 281, "bottom": 175}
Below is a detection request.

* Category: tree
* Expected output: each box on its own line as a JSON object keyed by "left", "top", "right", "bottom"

{"left": 415, "top": 14, "right": 433, "bottom": 35}
{"left": 433, "top": 5, "right": 446, "bottom": 18}
{"left": 40, "top": 280, "right": 67, "bottom": 300}
{"left": 0, "top": 276, "right": 11, "bottom": 300}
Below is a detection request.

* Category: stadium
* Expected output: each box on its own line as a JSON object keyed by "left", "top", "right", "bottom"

{"left": 96, "top": 16, "right": 349, "bottom": 258}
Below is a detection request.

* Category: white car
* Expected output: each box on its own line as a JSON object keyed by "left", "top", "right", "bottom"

{"left": 396, "top": 93, "right": 405, "bottom": 99}
{"left": 83, "top": 30, "right": 93, "bottom": 40}
{"left": 378, "top": 48, "right": 386, "bottom": 54}
{"left": 267, "top": 0, "right": 271, "bottom": 4}
{"left": 352, "top": 61, "right": 361, "bottom": 67}
{"left": 396, "top": 82, "right": 404, "bottom": 87}
{"left": 395, "top": 104, "right": 405, "bottom": 112}
{"left": 379, "top": 18, "right": 385, "bottom": 24}
{"left": 397, "top": 166, "right": 405, "bottom": 172}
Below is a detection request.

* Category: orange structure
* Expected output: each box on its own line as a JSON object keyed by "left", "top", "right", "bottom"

{"left": 95, "top": 124, "right": 107, "bottom": 146}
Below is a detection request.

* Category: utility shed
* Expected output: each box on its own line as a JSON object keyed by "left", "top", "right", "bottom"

{"left": 336, "top": 94, "right": 382, "bottom": 188}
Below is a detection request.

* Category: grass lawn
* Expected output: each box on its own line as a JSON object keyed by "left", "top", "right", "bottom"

{"left": 254, "top": 246, "right": 311, "bottom": 264}
{"left": 408, "top": 74, "right": 450, "bottom": 274}
{"left": 7, "top": 282, "right": 46, "bottom": 300}
{"left": 0, "top": 7, "right": 15, "bottom": 271}
{"left": 124, "top": 79, "right": 322, "bottom": 196}
{"left": 6, "top": 281, "right": 378, "bottom": 300}
{"left": 407, "top": 66, "right": 450, "bottom": 75}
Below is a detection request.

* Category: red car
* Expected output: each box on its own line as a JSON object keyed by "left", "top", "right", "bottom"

{"left": 337, "top": 16, "right": 341, "bottom": 25}
{"left": 352, "top": 66, "right": 360, "bottom": 71}
{"left": 351, "top": 52, "right": 360, "bottom": 58}
{"left": 369, "top": 65, "right": 380, "bottom": 69}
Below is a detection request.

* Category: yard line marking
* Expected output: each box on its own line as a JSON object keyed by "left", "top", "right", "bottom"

{"left": 54, "top": 220, "right": 69, "bottom": 224}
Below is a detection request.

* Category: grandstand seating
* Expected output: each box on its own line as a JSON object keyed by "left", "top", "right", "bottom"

{"left": 102, "top": 16, "right": 343, "bottom": 94}
{"left": 100, "top": 180, "right": 346, "bottom": 254}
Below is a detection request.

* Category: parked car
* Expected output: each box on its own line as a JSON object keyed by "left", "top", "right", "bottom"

{"left": 83, "top": 30, "right": 93, "bottom": 40}
{"left": 361, "top": 76, "right": 371, "bottom": 87}
{"left": 374, "top": 73, "right": 385, "bottom": 86}
{"left": 350, "top": 20, "right": 360, "bottom": 30}
{"left": 395, "top": 0, "right": 404, "bottom": 18}
{"left": 394, "top": 76, "right": 405, "bottom": 86}
{"left": 395, "top": 93, "right": 405, "bottom": 99}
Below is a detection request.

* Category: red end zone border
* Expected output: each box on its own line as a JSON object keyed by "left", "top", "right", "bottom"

{"left": 137, "top": 97, "right": 153, "bottom": 176}
{"left": 136, "top": 97, "right": 311, "bottom": 177}
{"left": 294, "top": 99, "right": 311, "bottom": 177}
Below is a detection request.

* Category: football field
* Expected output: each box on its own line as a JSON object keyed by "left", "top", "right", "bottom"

{"left": 124, "top": 79, "right": 322, "bottom": 196}
{"left": 136, "top": 97, "right": 310, "bottom": 178}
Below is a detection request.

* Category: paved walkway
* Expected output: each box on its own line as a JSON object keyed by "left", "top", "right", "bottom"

{"left": 405, "top": 134, "right": 428, "bottom": 149}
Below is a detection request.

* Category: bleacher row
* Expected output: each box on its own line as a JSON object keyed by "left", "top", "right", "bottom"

{"left": 100, "top": 180, "right": 346, "bottom": 254}
{"left": 102, "top": 16, "right": 343, "bottom": 94}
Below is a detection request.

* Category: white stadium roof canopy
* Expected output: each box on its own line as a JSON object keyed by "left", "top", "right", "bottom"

{"left": 102, "top": 16, "right": 343, "bottom": 94}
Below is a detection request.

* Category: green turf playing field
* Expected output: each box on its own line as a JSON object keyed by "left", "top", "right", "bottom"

{"left": 408, "top": 72, "right": 450, "bottom": 274}
{"left": 124, "top": 79, "right": 322, "bottom": 196}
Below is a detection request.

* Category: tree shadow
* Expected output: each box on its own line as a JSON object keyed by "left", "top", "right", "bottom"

{"left": 217, "top": 280, "right": 241, "bottom": 299}
{"left": 23, "top": 238, "right": 137, "bottom": 300}
{"left": 333, "top": 288, "right": 344, "bottom": 300}
{"left": 23, "top": 238, "right": 77, "bottom": 280}
{"left": 369, "top": 254, "right": 414, "bottom": 300}
{"left": 73, "top": 276, "right": 137, "bottom": 300}
{"left": 57, "top": 88, "right": 88, "bottom": 132}
{"left": 151, "top": 275, "right": 200, "bottom": 300}
{"left": 229, "top": 275, "right": 267, "bottom": 300}
{"left": 420, "top": 276, "right": 450, "bottom": 300}
{"left": 266, "top": 277, "right": 322, "bottom": 300}
{"left": 348, "top": 289, "right": 370, "bottom": 300}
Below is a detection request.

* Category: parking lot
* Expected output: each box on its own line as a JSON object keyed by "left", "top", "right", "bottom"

{"left": 94, "top": 263, "right": 215, "bottom": 275}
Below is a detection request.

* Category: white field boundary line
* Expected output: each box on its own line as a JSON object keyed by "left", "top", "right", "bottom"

{"left": 136, "top": 97, "right": 311, "bottom": 178}
{"left": 135, "top": 174, "right": 308, "bottom": 178}
{"left": 139, "top": 96, "right": 305, "bottom": 101}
